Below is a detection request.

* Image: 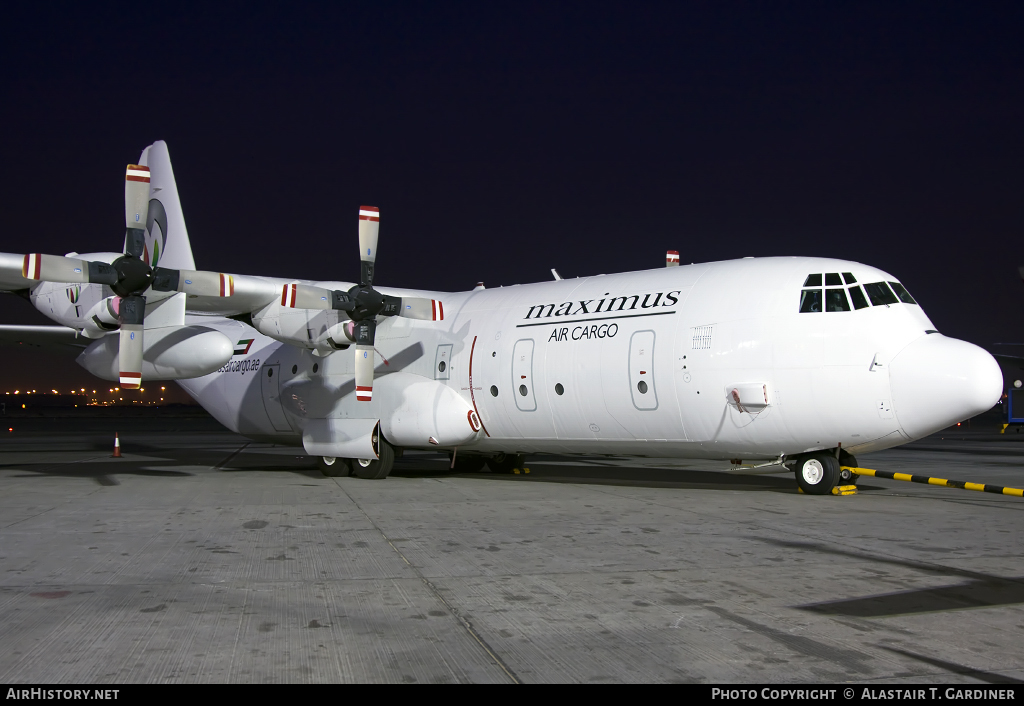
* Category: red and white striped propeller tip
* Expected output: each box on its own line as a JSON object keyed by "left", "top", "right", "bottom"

{"left": 281, "top": 283, "right": 297, "bottom": 308}
{"left": 666, "top": 250, "right": 680, "bottom": 266}
{"left": 22, "top": 254, "right": 40, "bottom": 279}
{"left": 124, "top": 164, "right": 151, "bottom": 231}
{"left": 358, "top": 206, "right": 379, "bottom": 221}
{"left": 120, "top": 372, "right": 142, "bottom": 389}
{"left": 125, "top": 164, "right": 150, "bottom": 183}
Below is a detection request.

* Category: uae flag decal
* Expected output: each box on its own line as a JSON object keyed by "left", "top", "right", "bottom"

{"left": 234, "top": 339, "right": 255, "bottom": 355}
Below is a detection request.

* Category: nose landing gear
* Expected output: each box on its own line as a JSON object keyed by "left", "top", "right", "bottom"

{"left": 792, "top": 452, "right": 840, "bottom": 495}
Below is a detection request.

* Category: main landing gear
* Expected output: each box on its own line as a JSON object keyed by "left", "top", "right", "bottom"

{"left": 318, "top": 439, "right": 397, "bottom": 480}
{"left": 790, "top": 449, "right": 859, "bottom": 495}
{"left": 447, "top": 452, "right": 525, "bottom": 474}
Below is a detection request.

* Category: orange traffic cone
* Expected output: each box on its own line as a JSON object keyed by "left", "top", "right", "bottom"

{"left": 112, "top": 432, "right": 122, "bottom": 458}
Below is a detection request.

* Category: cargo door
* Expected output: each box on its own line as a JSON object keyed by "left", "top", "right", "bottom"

{"left": 261, "top": 364, "right": 292, "bottom": 432}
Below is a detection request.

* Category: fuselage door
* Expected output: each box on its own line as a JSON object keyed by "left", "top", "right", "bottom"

{"left": 512, "top": 338, "right": 537, "bottom": 411}
{"left": 629, "top": 330, "right": 658, "bottom": 410}
{"left": 260, "top": 364, "right": 292, "bottom": 432}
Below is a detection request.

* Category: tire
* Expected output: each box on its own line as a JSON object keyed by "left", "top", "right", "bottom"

{"left": 450, "top": 454, "right": 486, "bottom": 473}
{"left": 318, "top": 456, "right": 351, "bottom": 477}
{"left": 352, "top": 440, "right": 395, "bottom": 480}
{"left": 794, "top": 453, "right": 839, "bottom": 495}
{"left": 487, "top": 452, "right": 524, "bottom": 474}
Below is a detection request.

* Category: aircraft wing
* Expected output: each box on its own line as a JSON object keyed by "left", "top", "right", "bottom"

{"left": 0, "top": 325, "right": 89, "bottom": 352}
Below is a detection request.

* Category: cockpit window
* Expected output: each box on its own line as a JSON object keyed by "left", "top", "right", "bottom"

{"left": 825, "top": 288, "right": 850, "bottom": 312}
{"left": 842, "top": 272, "right": 857, "bottom": 284}
{"left": 848, "top": 285, "right": 869, "bottom": 309}
{"left": 803, "top": 274, "right": 822, "bottom": 287}
{"left": 799, "top": 289, "right": 822, "bottom": 313}
{"left": 888, "top": 282, "right": 917, "bottom": 304}
{"left": 825, "top": 273, "right": 842, "bottom": 286}
{"left": 864, "top": 282, "right": 899, "bottom": 306}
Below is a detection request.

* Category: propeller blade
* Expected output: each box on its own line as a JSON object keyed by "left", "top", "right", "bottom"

{"left": 152, "top": 268, "right": 238, "bottom": 297}
{"left": 19, "top": 254, "right": 117, "bottom": 285}
{"left": 124, "top": 165, "right": 151, "bottom": 259}
{"left": 396, "top": 297, "right": 445, "bottom": 321}
{"left": 279, "top": 283, "right": 354, "bottom": 311}
{"left": 117, "top": 294, "right": 146, "bottom": 389}
{"left": 353, "top": 318, "right": 376, "bottom": 346}
{"left": 353, "top": 318, "right": 376, "bottom": 402}
{"left": 358, "top": 206, "right": 379, "bottom": 286}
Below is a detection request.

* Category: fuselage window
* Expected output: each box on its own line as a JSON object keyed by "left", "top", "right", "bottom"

{"left": 842, "top": 272, "right": 857, "bottom": 284}
{"left": 864, "top": 282, "right": 899, "bottom": 306}
{"left": 888, "top": 282, "right": 917, "bottom": 304}
{"left": 848, "top": 285, "right": 869, "bottom": 310}
{"left": 825, "top": 288, "right": 850, "bottom": 312}
{"left": 825, "top": 273, "right": 842, "bottom": 286}
{"left": 803, "top": 274, "right": 822, "bottom": 287}
{"left": 799, "top": 289, "right": 822, "bottom": 313}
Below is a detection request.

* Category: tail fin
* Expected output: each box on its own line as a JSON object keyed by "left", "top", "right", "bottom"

{"left": 136, "top": 141, "right": 196, "bottom": 270}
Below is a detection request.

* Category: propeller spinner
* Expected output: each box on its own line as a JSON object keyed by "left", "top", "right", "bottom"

{"left": 283, "top": 206, "right": 444, "bottom": 401}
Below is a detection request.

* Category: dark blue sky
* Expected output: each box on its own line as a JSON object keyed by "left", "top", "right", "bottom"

{"left": 2, "top": 2, "right": 1023, "bottom": 387}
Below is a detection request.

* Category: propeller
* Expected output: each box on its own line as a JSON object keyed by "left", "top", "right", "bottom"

{"left": 5, "top": 163, "right": 244, "bottom": 388}
{"left": 282, "top": 206, "right": 445, "bottom": 401}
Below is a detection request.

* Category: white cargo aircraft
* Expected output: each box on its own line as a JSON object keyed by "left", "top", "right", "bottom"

{"left": 0, "top": 142, "right": 1002, "bottom": 494}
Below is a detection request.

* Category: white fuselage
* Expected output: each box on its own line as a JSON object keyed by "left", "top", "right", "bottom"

{"left": 134, "top": 256, "right": 997, "bottom": 462}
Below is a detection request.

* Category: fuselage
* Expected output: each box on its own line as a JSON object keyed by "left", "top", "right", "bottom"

{"left": 111, "top": 255, "right": 997, "bottom": 462}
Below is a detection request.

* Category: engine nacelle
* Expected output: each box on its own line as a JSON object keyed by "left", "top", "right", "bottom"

{"left": 80, "top": 296, "right": 120, "bottom": 339}
{"left": 251, "top": 299, "right": 342, "bottom": 350}
{"left": 76, "top": 324, "right": 233, "bottom": 381}
{"left": 375, "top": 372, "right": 482, "bottom": 448}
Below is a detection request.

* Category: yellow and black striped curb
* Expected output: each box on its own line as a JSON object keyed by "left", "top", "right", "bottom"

{"left": 844, "top": 466, "right": 1024, "bottom": 498}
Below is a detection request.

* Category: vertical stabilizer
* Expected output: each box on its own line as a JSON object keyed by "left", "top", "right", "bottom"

{"left": 134, "top": 141, "right": 196, "bottom": 271}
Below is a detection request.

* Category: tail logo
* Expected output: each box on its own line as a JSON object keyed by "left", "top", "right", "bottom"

{"left": 142, "top": 198, "right": 169, "bottom": 267}
{"left": 66, "top": 285, "right": 81, "bottom": 317}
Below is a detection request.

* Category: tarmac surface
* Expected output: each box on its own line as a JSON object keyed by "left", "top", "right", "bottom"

{"left": 1, "top": 412, "right": 1023, "bottom": 684}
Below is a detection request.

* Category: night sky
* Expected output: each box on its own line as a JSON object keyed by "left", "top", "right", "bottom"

{"left": 1, "top": 3, "right": 1022, "bottom": 390}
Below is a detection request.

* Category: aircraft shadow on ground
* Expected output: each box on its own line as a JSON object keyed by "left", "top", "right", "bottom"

{"left": 753, "top": 537, "right": 1024, "bottom": 617}
{"left": 9, "top": 461, "right": 193, "bottom": 487}
{"left": 801, "top": 577, "right": 1024, "bottom": 617}
{"left": 876, "top": 646, "right": 1024, "bottom": 685}
{"left": 215, "top": 453, "right": 324, "bottom": 479}
{"left": 390, "top": 460, "right": 811, "bottom": 492}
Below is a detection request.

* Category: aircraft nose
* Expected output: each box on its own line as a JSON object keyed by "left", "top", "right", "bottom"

{"left": 889, "top": 334, "right": 1002, "bottom": 440}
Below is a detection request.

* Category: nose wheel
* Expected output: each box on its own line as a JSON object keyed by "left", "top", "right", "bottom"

{"left": 488, "top": 453, "right": 525, "bottom": 474}
{"left": 793, "top": 453, "right": 840, "bottom": 495}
